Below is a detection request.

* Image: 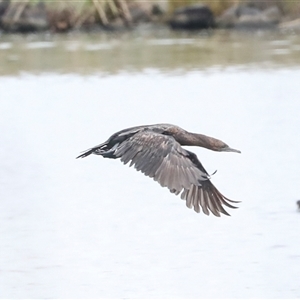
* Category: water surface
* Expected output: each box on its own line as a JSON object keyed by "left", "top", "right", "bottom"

{"left": 0, "top": 29, "right": 300, "bottom": 298}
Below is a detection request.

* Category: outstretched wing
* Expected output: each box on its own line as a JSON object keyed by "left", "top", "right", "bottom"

{"left": 114, "top": 130, "right": 238, "bottom": 216}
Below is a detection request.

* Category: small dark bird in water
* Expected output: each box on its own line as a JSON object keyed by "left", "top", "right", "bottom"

{"left": 77, "top": 124, "right": 241, "bottom": 217}
{"left": 297, "top": 200, "right": 300, "bottom": 210}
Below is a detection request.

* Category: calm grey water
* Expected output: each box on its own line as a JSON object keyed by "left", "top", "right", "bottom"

{"left": 1, "top": 30, "right": 300, "bottom": 298}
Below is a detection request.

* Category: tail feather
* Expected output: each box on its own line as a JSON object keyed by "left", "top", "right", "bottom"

{"left": 76, "top": 141, "right": 109, "bottom": 159}
{"left": 76, "top": 148, "right": 95, "bottom": 159}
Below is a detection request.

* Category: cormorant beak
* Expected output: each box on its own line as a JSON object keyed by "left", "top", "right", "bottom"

{"left": 222, "top": 146, "right": 241, "bottom": 153}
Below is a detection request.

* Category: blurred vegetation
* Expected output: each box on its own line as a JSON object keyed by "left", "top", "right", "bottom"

{"left": 4, "top": 0, "right": 300, "bottom": 20}
{"left": 167, "top": 0, "right": 300, "bottom": 16}
{"left": 5, "top": 0, "right": 300, "bottom": 16}
{"left": 168, "top": 0, "right": 238, "bottom": 15}
{"left": 8, "top": 0, "right": 97, "bottom": 12}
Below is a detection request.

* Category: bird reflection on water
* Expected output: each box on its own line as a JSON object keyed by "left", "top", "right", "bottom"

{"left": 77, "top": 124, "right": 241, "bottom": 217}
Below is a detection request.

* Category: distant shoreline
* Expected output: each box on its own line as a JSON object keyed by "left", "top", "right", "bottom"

{"left": 0, "top": 0, "right": 300, "bottom": 33}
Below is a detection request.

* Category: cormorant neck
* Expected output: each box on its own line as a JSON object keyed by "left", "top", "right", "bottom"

{"left": 178, "top": 131, "right": 223, "bottom": 151}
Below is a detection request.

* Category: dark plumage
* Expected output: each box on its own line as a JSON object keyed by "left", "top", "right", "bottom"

{"left": 77, "top": 123, "right": 241, "bottom": 217}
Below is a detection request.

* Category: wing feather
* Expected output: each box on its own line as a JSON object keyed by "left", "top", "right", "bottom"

{"left": 113, "top": 130, "right": 238, "bottom": 216}
{"left": 201, "top": 189, "right": 210, "bottom": 215}
{"left": 206, "top": 191, "right": 220, "bottom": 217}
{"left": 186, "top": 186, "right": 194, "bottom": 209}
{"left": 192, "top": 185, "right": 200, "bottom": 213}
